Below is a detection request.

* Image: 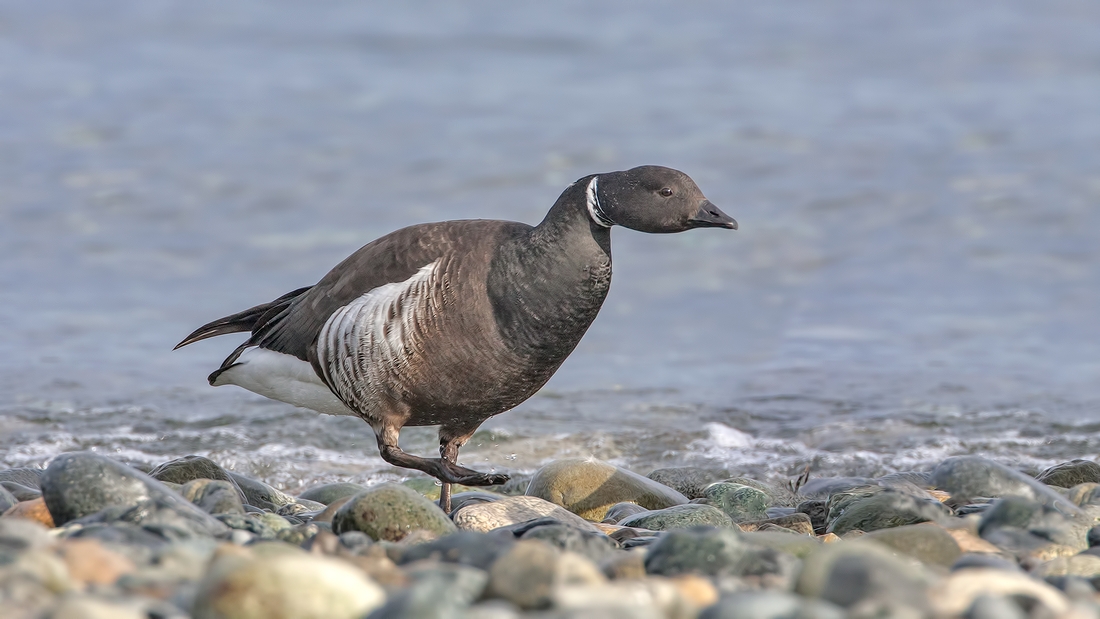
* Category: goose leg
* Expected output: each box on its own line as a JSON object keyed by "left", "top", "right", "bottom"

{"left": 375, "top": 424, "right": 509, "bottom": 504}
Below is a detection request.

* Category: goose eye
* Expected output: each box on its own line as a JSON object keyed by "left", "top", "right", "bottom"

{"left": 659, "top": 187, "right": 673, "bottom": 197}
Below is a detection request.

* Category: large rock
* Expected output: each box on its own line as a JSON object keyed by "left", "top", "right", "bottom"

{"left": 332, "top": 483, "right": 456, "bottom": 541}
{"left": 796, "top": 540, "right": 933, "bottom": 614}
{"left": 180, "top": 479, "right": 246, "bottom": 516}
{"left": 862, "top": 524, "right": 962, "bottom": 567}
{"left": 978, "top": 496, "right": 1091, "bottom": 550}
{"left": 928, "top": 568, "right": 1069, "bottom": 617}
{"left": 644, "top": 526, "right": 799, "bottom": 587}
{"left": 617, "top": 504, "right": 736, "bottom": 530}
{"left": 485, "top": 539, "right": 605, "bottom": 610}
{"left": 930, "top": 456, "right": 1080, "bottom": 515}
{"left": 40, "top": 452, "right": 227, "bottom": 537}
{"left": 826, "top": 489, "right": 950, "bottom": 535}
{"left": 1036, "top": 460, "right": 1100, "bottom": 488}
{"left": 297, "top": 482, "right": 369, "bottom": 506}
{"left": 453, "top": 495, "right": 601, "bottom": 533}
{"left": 193, "top": 548, "right": 386, "bottom": 619}
{"left": 525, "top": 459, "right": 687, "bottom": 521}
{"left": 703, "top": 483, "right": 770, "bottom": 522}
{"left": 646, "top": 467, "right": 724, "bottom": 499}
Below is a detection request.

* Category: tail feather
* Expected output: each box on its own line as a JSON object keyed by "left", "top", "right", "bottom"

{"left": 174, "top": 286, "right": 312, "bottom": 349}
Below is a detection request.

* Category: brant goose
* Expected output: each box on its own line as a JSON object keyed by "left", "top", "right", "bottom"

{"left": 176, "top": 166, "right": 736, "bottom": 511}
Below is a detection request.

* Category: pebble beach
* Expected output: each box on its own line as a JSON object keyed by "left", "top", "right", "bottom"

{"left": 5, "top": 451, "right": 1100, "bottom": 618}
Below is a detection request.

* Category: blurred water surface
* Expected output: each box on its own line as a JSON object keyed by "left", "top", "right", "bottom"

{"left": 2, "top": 1, "right": 1099, "bottom": 490}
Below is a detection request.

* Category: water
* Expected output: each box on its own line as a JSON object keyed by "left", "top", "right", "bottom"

{"left": 2, "top": 1, "right": 1099, "bottom": 492}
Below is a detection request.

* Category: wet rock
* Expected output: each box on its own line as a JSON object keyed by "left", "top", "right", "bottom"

{"left": 486, "top": 539, "right": 605, "bottom": 610}
{"left": 725, "top": 477, "right": 799, "bottom": 507}
{"left": 367, "top": 562, "right": 488, "bottom": 618}
{"left": 397, "top": 531, "right": 515, "bottom": 570}
{"left": 928, "top": 568, "right": 1069, "bottom": 617}
{"left": 453, "top": 495, "right": 600, "bottom": 533}
{"left": 149, "top": 455, "right": 243, "bottom": 497}
{"left": 193, "top": 548, "right": 386, "bottom": 619}
{"left": 796, "top": 540, "right": 932, "bottom": 613}
{"left": 332, "top": 483, "right": 456, "bottom": 541}
{"left": 617, "top": 504, "right": 736, "bottom": 530}
{"left": 862, "top": 524, "right": 962, "bottom": 567}
{"left": 604, "top": 502, "right": 649, "bottom": 523}
{"left": 296, "top": 482, "right": 369, "bottom": 505}
{"left": 525, "top": 458, "right": 687, "bottom": 521}
{"left": 0, "top": 467, "right": 44, "bottom": 489}
{"left": 227, "top": 472, "right": 295, "bottom": 511}
{"left": 41, "top": 452, "right": 228, "bottom": 538}
{"left": 931, "top": 455, "right": 1080, "bottom": 515}
{"left": 0, "top": 485, "right": 17, "bottom": 513}
{"left": 1, "top": 481, "right": 42, "bottom": 502}
{"left": 703, "top": 482, "right": 769, "bottom": 522}
{"left": 57, "top": 537, "right": 136, "bottom": 586}
{"left": 519, "top": 522, "right": 621, "bottom": 565}
{"left": 797, "top": 500, "right": 827, "bottom": 535}
{"left": 645, "top": 526, "right": 799, "bottom": 587}
{"left": 646, "top": 467, "right": 724, "bottom": 499}
{"left": 448, "top": 491, "right": 501, "bottom": 514}
{"left": 738, "top": 513, "right": 815, "bottom": 535}
{"left": 826, "top": 490, "right": 950, "bottom": 535}
{"left": 700, "top": 591, "right": 845, "bottom": 619}
{"left": 796, "top": 477, "right": 872, "bottom": 498}
{"left": 1037, "top": 460, "right": 1100, "bottom": 488}
{"left": 180, "top": 479, "right": 245, "bottom": 516}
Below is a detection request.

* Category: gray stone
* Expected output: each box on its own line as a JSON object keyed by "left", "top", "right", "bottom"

{"left": 0, "top": 485, "right": 17, "bottom": 513}
{"left": 277, "top": 523, "right": 323, "bottom": 546}
{"left": 485, "top": 539, "right": 605, "bottom": 610}
{"left": 725, "top": 477, "right": 799, "bottom": 507}
{"left": 797, "top": 500, "right": 827, "bottom": 535}
{"left": 978, "top": 496, "right": 1090, "bottom": 550}
{"left": 526, "top": 459, "right": 688, "bottom": 521}
{"left": 951, "top": 553, "right": 1022, "bottom": 572}
{"left": 180, "top": 479, "right": 245, "bottom": 515}
{"left": 1, "top": 481, "right": 41, "bottom": 502}
{"left": 0, "top": 467, "right": 44, "bottom": 489}
{"left": 700, "top": 591, "right": 845, "bottom": 619}
{"left": 646, "top": 467, "right": 724, "bottom": 499}
{"left": 216, "top": 514, "right": 276, "bottom": 539}
{"left": 604, "top": 502, "right": 649, "bottom": 523}
{"left": 367, "top": 563, "right": 488, "bottom": 618}
{"left": 41, "top": 452, "right": 228, "bottom": 538}
{"left": 332, "top": 483, "right": 456, "bottom": 541}
{"left": 519, "top": 523, "right": 620, "bottom": 565}
{"left": 862, "top": 524, "right": 962, "bottom": 567}
{"left": 297, "top": 482, "right": 369, "bottom": 505}
{"left": 826, "top": 490, "right": 950, "bottom": 535}
{"left": 397, "top": 531, "right": 515, "bottom": 570}
{"left": 739, "top": 513, "right": 815, "bottom": 535}
{"left": 227, "top": 471, "right": 296, "bottom": 511}
{"left": 448, "top": 491, "right": 501, "bottom": 514}
{"left": 930, "top": 456, "right": 1081, "bottom": 515}
{"left": 797, "top": 540, "right": 932, "bottom": 613}
{"left": 965, "top": 595, "right": 1027, "bottom": 619}
{"left": 796, "top": 477, "right": 872, "bottom": 498}
{"left": 453, "top": 495, "right": 600, "bottom": 533}
{"left": 0, "top": 518, "right": 54, "bottom": 554}
{"left": 644, "top": 526, "right": 799, "bottom": 587}
{"left": 704, "top": 482, "right": 769, "bottom": 522}
{"left": 617, "top": 503, "right": 737, "bottom": 530}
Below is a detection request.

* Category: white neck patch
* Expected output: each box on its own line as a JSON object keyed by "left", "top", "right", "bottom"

{"left": 585, "top": 176, "right": 614, "bottom": 228}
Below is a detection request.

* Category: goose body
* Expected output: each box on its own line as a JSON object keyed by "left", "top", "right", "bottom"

{"left": 177, "top": 166, "right": 736, "bottom": 509}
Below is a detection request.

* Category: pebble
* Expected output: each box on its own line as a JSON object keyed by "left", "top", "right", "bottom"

{"left": 703, "top": 482, "right": 769, "bottom": 522}
{"left": 51, "top": 595, "right": 149, "bottom": 619}
{"left": 486, "top": 539, "right": 606, "bottom": 610}
{"left": 617, "top": 503, "right": 736, "bottom": 530}
{"left": 226, "top": 472, "right": 296, "bottom": 511}
{"left": 396, "top": 531, "right": 515, "bottom": 570}
{"left": 453, "top": 495, "right": 600, "bottom": 533}
{"left": 699, "top": 591, "right": 845, "bottom": 619}
{"left": 826, "top": 488, "right": 949, "bottom": 535}
{"left": 861, "top": 524, "right": 962, "bottom": 567}
{"left": 332, "top": 483, "right": 457, "bottom": 542}
{"left": 738, "top": 513, "right": 815, "bottom": 535}
{"left": 1, "top": 481, "right": 42, "bottom": 502}
{"left": 519, "top": 522, "right": 621, "bottom": 565}
{"left": 57, "top": 538, "right": 136, "bottom": 586}
{"left": 525, "top": 458, "right": 688, "bottom": 521}
{"left": 0, "top": 467, "right": 45, "bottom": 489}
{"left": 644, "top": 526, "right": 799, "bottom": 588}
{"left": 0, "top": 486, "right": 19, "bottom": 513}
{"left": 2, "top": 497, "right": 55, "bottom": 528}
{"left": 180, "top": 479, "right": 246, "bottom": 516}
{"left": 192, "top": 549, "right": 386, "bottom": 619}
{"left": 796, "top": 540, "right": 932, "bottom": 613}
{"left": 149, "top": 456, "right": 245, "bottom": 500}
{"left": 646, "top": 467, "right": 725, "bottom": 499}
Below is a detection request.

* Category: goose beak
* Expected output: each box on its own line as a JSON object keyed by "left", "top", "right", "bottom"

{"left": 688, "top": 200, "right": 737, "bottom": 230}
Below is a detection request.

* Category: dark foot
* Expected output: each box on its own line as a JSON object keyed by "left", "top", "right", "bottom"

{"left": 440, "top": 460, "right": 509, "bottom": 486}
